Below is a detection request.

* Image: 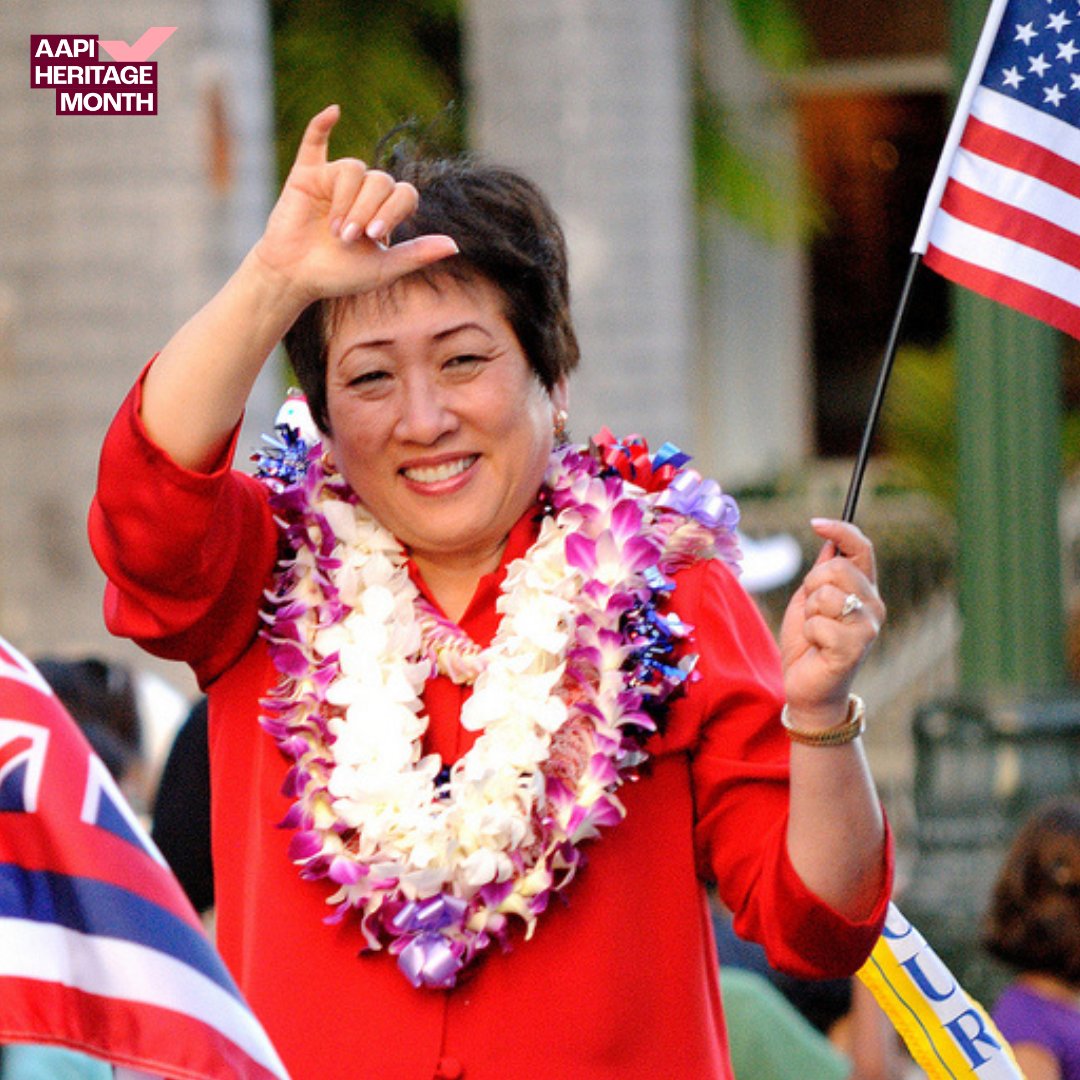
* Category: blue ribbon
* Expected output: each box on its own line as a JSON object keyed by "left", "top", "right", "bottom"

{"left": 652, "top": 441, "right": 692, "bottom": 470}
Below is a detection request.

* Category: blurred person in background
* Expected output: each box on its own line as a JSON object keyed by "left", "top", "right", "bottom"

{"left": 34, "top": 657, "right": 144, "bottom": 808}
{"left": 30, "top": 655, "right": 188, "bottom": 823}
{"left": 152, "top": 696, "right": 215, "bottom": 923}
{"left": 983, "top": 796, "right": 1080, "bottom": 1080}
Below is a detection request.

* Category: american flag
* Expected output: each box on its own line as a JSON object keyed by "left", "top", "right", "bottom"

{"left": 915, "top": 0, "right": 1080, "bottom": 338}
{"left": 0, "top": 636, "right": 290, "bottom": 1080}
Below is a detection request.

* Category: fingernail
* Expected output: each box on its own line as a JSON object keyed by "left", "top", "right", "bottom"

{"left": 329, "top": 217, "right": 343, "bottom": 237}
{"left": 810, "top": 517, "right": 831, "bottom": 527}
{"left": 340, "top": 221, "right": 359, "bottom": 243}
{"left": 366, "top": 218, "right": 386, "bottom": 241}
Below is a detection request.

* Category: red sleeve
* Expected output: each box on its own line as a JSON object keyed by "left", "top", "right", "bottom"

{"left": 664, "top": 558, "right": 893, "bottom": 979}
{"left": 88, "top": 365, "right": 280, "bottom": 688}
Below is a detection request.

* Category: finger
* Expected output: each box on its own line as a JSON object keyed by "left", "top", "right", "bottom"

{"left": 326, "top": 158, "right": 370, "bottom": 238}
{"left": 338, "top": 171, "right": 399, "bottom": 244}
{"left": 803, "top": 582, "right": 844, "bottom": 622}
{"left": 802, "top": 605, "right": 881, "bottom": 656}
{"left": 364, "top": 180, "right": 419, "bottom": 243}
{"left": 797, "top": 627, "right": 873, "bottom": 695}
{"left": 375, "top": 234, "right": 461, "bottom": 285}
{"left": 801, "top": 557, "right": 868, "bottom": 600}
{"left": 802, "top": 582, "right": 849, "bottom": 622}
{"left": 803, "top": 569, "right": 885, "bottom": 625}
{"left": 808, "top": 583, "right": 875, "bottom": 622}
{"left": 810, "top": 517, "right": 877, "bottom": 581}
{"left": 810, "top": 539, "right": 836, "bottom": 568}
{"left": 293, "top": 104, "right": 340, "bottom": 169}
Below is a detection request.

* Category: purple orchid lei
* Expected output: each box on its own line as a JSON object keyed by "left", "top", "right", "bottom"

{"left": 254, "top": 416, "right": 740, "bottom": 990}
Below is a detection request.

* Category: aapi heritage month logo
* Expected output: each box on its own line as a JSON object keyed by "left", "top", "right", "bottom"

{"left": 30, "top": 28, "right": 177, "bottom": 116}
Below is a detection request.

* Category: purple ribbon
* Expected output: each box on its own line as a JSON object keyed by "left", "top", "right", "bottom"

{"left": 655, "top": 471, "right": 738, "bottom": 530}
{"left": 397, "top": 932, "right": 464, "bottom": 989}
{"left": 391, "top": 894, "right": 470, "bottom": 989}
{"left": 391, "top": 894, "right": 468, "bottom": 935}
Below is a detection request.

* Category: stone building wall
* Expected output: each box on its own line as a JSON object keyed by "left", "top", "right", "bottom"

{"left": 0, "top": 1, "right": 276, "bottom": 685}
{"left": 464, "top": 0, "right": 812, "bottom": 485}
{"left": 465, "top": 0, "right": 698, "bottom": 454}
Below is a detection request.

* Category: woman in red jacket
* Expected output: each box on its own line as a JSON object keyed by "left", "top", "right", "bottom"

{"left": 91, "top": 105, "right": 891, "bottom": 1079}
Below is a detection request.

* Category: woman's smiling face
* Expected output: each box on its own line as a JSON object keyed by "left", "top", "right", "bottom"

{"left": 324, "top": 272, "right": 567, "bottom": 578}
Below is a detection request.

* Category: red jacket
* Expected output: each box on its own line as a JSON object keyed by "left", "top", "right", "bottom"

{"left": 89, "top": 375, "right": 892, "bottom": 1080}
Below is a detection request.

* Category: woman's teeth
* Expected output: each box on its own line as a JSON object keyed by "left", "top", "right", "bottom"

{"left": 403, "top": 455, "right": 477, "bottom": 483}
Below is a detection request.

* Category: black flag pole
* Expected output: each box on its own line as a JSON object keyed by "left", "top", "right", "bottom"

{"left": 837, "top": 0, "right": 1020, "bottom": 522}
{"left": 840, "top": 250, "right": 924, "bottom": 523}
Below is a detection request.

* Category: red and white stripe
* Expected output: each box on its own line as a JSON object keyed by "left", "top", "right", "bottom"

{"left": 0, "top": 635, "right": 291, "bottom": 1080}
{"left": 920, "top": 87, "right": 1080, "bottom": 338}
{"left": 0, "top": 918, "right": 289, "bottom": 1080}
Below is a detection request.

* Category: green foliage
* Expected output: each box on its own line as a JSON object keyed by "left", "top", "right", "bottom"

{"left": 692, "top": 82, "right": 822, "bottom": 243}
{"left": 726, "top": 0, "right": 811, "bottom": 73}
{"left": 881, "top": 340, "right": 1080, "bottom": 513}
{"left": 880, "top": 342, "right": 957, "bottom": 508}
{"left": 270, "top": 0, "right": 816, "bottom": 246}
{"left": 271, "top": 0, "right": 463, "bottom": 181}
{"left": 692, "top": 0, "right": 822, "bottom": 243}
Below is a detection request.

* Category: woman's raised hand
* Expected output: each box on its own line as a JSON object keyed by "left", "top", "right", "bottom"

{"left": 139, "top": 106, "right": 459, "bottom": 471}
{"left": 251, "top": 105, "right": 459, "bottom": 309}
{"left": 778, "top": 518, "right": 886, "bottom": 727}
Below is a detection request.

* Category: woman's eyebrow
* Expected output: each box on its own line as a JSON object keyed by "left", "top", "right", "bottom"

{"left": 334, "top": 320, "right": 496, "bottom": 366}
{"left": 431, "top": 321, "right": 494, "bottom": 341}
{"left": 344, "top": 321, "right": 494, "bottom": 354}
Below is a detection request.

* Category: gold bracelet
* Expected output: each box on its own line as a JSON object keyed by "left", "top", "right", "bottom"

{"left": 780, "top": 694, "right": 866, "bottom": 747}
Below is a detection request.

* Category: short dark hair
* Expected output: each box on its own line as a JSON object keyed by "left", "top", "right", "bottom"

{"left": 34, "top": 656, "right": 141, "bottom": 780}
{"left": 982, "top": 797, "right": 1080, "bottom": 984}
{"left": 285, "top": 153, "right": 579, "bottom": 434}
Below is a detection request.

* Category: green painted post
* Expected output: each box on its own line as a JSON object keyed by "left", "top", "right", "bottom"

{"left": 953, "top": 295, "right": 1065, "bottom": 689}
{"left": 950, "top": 2, "right": 1067, "bottom": 691}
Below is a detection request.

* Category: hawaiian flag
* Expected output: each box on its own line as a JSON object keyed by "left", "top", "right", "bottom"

{"left": 0, "top": 636, "right": 290, "bottom": 1080}
{"left": 914, "top": 0, "right": 1080, "bottom": 338}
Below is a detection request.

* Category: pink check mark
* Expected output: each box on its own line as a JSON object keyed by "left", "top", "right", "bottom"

{"left": 98, "top": 26, "right": 177, "bottom": 62}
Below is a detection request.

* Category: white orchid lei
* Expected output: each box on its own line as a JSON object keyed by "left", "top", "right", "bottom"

{"left": 254, "top": 412, "right": 741, "bottom": 989}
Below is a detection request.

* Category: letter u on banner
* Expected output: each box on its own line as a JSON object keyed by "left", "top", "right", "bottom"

{"left": 857, "top": 904, "right": 1024, "bottom": 1080}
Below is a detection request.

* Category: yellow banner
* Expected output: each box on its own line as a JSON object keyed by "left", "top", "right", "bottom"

{"left": 857, "top": 904, "right": 1025, "bottom": 1079}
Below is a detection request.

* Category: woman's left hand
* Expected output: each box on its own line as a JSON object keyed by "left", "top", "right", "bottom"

{"left": 778, "top": 518, "right": 885, "bottom": 726}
